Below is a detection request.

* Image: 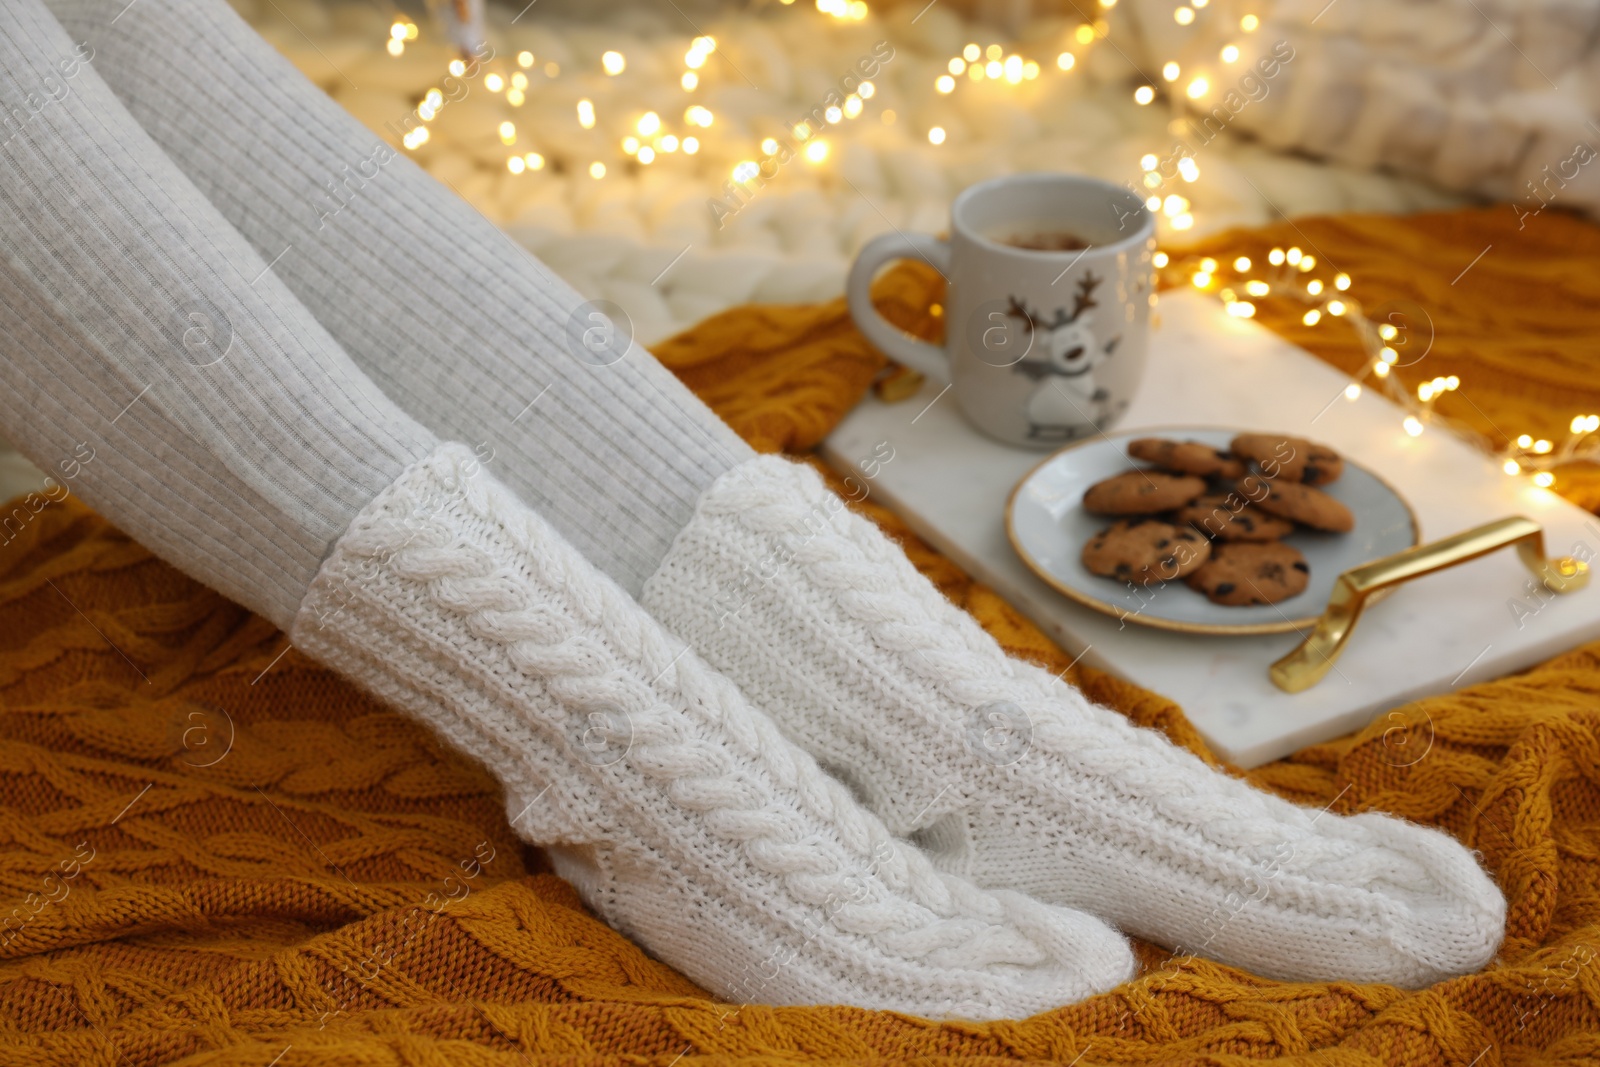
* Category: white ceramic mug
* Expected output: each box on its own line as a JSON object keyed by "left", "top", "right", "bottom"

{"left": 846, "top": 173, "right": 1155, "bottom": 449}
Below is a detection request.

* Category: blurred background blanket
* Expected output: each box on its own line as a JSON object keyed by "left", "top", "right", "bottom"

{"left": 1, "top": 205, "right": 1598, "bottom": 1066}
{"left": 235, "top": 0, "right": 1600, "bottom": 345}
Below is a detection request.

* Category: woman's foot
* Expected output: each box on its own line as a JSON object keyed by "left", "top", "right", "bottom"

{"left": 642, "top": 455, "right": 1506, "bottom": 987}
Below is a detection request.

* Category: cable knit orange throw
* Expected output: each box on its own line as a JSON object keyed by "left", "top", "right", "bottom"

{"left": 3, "top": 207, "right": 1599, "bottom": 1065}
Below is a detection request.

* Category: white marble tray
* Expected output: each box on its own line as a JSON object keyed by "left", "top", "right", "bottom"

{"left": 821, "top": 290, "right": 1600, "bottom": 768}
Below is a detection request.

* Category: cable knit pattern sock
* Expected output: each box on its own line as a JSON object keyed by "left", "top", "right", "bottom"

{"left": 292, "top": 442, "right": 1137, "bottom": 1018}
{"left": 641, "top": 455, "right": 1509, "bottom": 988}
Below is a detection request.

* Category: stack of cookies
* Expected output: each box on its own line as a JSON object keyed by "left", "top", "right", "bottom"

{"left": 1079, "top": 434, "right": 1353, "bottom": 606}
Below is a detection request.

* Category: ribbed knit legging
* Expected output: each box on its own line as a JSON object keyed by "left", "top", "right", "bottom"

{"left": 20, "top": 0, "right": 754, "bottom": 618}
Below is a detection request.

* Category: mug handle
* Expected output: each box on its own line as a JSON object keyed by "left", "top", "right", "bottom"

{"left": 845, "top": 232, "right": 952, "bottom": 380}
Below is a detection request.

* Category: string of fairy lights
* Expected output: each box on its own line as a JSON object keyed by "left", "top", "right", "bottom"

{"left": 1153, "top": 246, "right": 1600, "bottom": 484}
{"left": 375, "top": 0, "right": 1597, "bottom": 488}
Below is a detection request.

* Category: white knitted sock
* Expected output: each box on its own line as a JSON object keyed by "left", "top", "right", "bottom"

{"left": 641, "top": 456, "right": 1509, "bottom": 988}
{"left": 293, "top": 442, "right": 1137, "bottom": 1017}
{"left": 49, "top": 0, "right": 754, "bottom": 598}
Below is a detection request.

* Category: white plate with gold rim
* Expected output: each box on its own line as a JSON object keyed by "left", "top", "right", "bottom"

{"left": 1004, "top": 427, "right": 1420, "bottom": 635}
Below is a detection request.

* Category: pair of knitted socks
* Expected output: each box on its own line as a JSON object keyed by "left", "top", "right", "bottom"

{"left": 3, "top": 0, "right": 1129, "bottom": 1016}
{"left": 0, "top": 0, "right": 1505, "bottom": 1017}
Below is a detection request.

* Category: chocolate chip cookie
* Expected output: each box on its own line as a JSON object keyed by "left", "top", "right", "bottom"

{"left": 1176, "top": 492, "right": 1296, "bottom": 542}
{"left": 1082, "top": 519, "right": 1212, "bottom": 584}
{"left": 1230, "top": 433, "right": 1344, "bottom": 486}
{"left": 1186, "top": 541, "right": 1310, "bottom": 605}
{"left": 1127, "top": 437, "right": 1248, "bottom": 480}
{"left": 1082, "top": 470, "right": 1206, "bottom": 515}
{"left": 1241, "top": 475, "right": 1355, "bottom": 533}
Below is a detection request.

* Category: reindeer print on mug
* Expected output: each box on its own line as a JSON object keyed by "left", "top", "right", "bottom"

{"left": 1005, "top": 272, "right": 1122, "bottom": 441}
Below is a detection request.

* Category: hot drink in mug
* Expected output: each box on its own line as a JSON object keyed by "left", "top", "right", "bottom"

{"left": 846, "top": 173, "right": 1155, "bottom": 449}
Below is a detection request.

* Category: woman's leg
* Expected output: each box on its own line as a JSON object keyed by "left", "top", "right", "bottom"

{"left": 54, "top": 0, "right": 1507, "bottom": 989}
{"left": 0, "top": 5, "right": 434, "bottom": 629}
{"left": 0, "top": 0, "right": 1135, "bottom": 1016}
{"left": 49, "top": 0, "right": 754, "bottom": 599}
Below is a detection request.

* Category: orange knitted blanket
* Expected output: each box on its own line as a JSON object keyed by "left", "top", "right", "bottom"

{"left": 2, "top": 206, "right": 1598, "bottom": 1066}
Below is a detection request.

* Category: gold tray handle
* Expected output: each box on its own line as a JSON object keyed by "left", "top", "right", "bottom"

{"left": 1270, "top": 516, "right": 1590, "bottom": 693}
